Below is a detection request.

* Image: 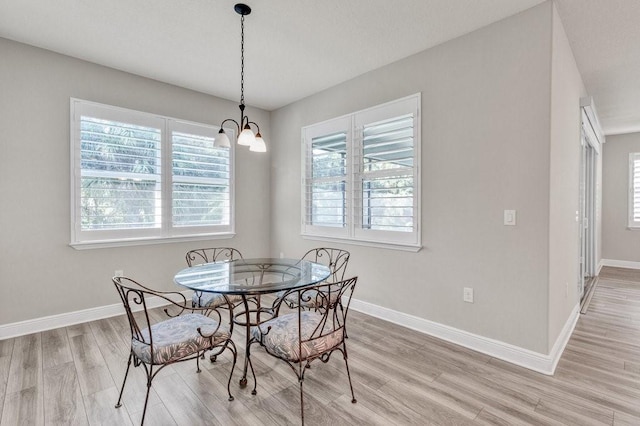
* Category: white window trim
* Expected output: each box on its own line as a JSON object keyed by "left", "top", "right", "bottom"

{"left": 301, "top": 93, "right": 422, "bottom": 251}
{"left": 628, "top": 152, "right": 640, "bottom": 229}
{"left": 70, "top": 98, "right": 236, "bottom": 249}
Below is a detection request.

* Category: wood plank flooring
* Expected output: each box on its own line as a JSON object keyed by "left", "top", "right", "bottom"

{"left": 1, "top": 267, "right": 639, "bottom": 425}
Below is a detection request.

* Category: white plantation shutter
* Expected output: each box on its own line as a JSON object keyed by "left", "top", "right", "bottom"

{"left": 171, "top": 124, "right": 231, "bottom": 228}
{"left": 71, "top": 99, "right": 235, "bottom": 247}
{"left": 629, "top": 153, "right": 640, "bottom": 227}
{"left": 357, "top": 114, "right": 415, "bottom": 232}
{"left": 303, "top": 116, "right": 351, "bottom": 238}
{"left": 80, "top": 116, "right": 162, "bottom": 230}
{"left": 302, "top": 94, "right": 421, "bottom": 250}
{"left": 307, "top": 132, "right": 347, "bottom": 227}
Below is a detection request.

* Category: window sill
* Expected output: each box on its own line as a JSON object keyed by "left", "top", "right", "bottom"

{"left": 70, "top": 233, "right": 236, "bottom": 250}
{"left": 302, "top": 234, "right": 422, "bottom": 252}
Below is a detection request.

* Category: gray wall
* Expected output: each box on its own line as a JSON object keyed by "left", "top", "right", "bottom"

{"left": 0, "top": 38, "right": 271, "bottom": 325}
{"left": 602, "top": 132, "right": 640, "bottom": 262}
{"left": 547, "top": 4, "right": 587, "bottom": 349}
{"left": 270, "top": 2, "right": 581, "bottom": 354}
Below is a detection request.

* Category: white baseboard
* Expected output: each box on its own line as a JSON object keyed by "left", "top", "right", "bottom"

{"left": 0, "top": 291, "right": 192, "bottom": 340}
{"left": 349, "top": 298, "right": 580, "bottom": 375}
{"left": 2, "top": 291, "right": 579, "bottom": 376}
{"left": 600, "top": 258, "right": 640, "bottom": 270}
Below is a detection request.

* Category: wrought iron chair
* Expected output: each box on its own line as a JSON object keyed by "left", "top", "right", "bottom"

{"left": 276, "top": 248, "right": 350, "bottom": 310}
{"left": 186, "top": 247, "right": 244, "bottom": 309}
{"left": 249, "top": 276, "right": 358, "bottom": 425}
{"left": 112, "top": 276, "right": 237, "bottom": 425}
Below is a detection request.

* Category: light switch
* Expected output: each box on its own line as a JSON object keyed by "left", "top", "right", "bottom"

{"left": 463, "top": 287, "right": 474, "bottom": 303}
{"left": 504, "top": 210, "right": 516, "bottom": 226}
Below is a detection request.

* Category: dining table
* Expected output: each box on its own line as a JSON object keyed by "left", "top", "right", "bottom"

{"left": 173, "top": 257, "right": 331, "bottom": 390}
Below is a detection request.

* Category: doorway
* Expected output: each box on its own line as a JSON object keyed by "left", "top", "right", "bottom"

{"left": 579, "top": 107, "right": 600, "bottom": 306}
{"left": 579, "top": 133, "right": 597, "bottom": 301}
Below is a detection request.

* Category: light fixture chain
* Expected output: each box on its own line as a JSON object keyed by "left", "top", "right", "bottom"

{"left": 240, "top": 14, "right": 245, "bottom": 106}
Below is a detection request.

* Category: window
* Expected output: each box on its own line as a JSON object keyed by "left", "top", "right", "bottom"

{"left": 302, "top": 94, "right": 421, "bottom": 250}
{"left": 629, "top": 152, "right": 640, "bottom": 228}
{"left": 70, "top": 99, "right": 234, "bottom": 248}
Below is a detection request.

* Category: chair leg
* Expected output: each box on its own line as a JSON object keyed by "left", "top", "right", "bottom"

{"left": 196, "top": 351, "right": 201, "bottom": 373}
{"left": 342, "top": 345, "right": 357, "bottom": 403}
{"left": 115, "top": 352, "right": 133, "bottom": 408}
{"left": 299, "top": 377, "right": 305, "bottom": 426}
{"left": 209, "top": 343, "right": 226, "bottom": 363}
{"left": 248, "top": 352, "right": 258, "bottom": 395}
{"left": 140, "top": 366, "right": 153, "bottom": 426}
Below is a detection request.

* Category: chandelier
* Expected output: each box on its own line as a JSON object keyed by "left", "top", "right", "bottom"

{"left": 213, "top": 3, "right": 266, "bottom": 152}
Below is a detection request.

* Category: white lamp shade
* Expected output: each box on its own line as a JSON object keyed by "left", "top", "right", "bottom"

{"left": 238, "top": 126, "right": 256, "bottom": 146}
{"left": 249, "top": 133, "right": 267, "bottom": 152}
{"left": 214, "top": 130, "right": 231, "bottom": 148}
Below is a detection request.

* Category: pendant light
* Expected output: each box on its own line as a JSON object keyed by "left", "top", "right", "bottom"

{"left": 214, "top": 3, "right": 266, "bottom": 152}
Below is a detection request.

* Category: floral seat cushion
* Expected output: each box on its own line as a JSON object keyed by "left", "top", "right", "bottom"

{"left": 132, "top": 313, "right": 230, "bottom": 364}
{"left": 193, "top": 292, "right": 242, "bottom": 308}
{"left": 250, "top": 311, "right": 343, "bottom": 362}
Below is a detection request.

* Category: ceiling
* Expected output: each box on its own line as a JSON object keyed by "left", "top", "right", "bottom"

{"left": 1, "top": 0, "right": 639, "bottom": 135}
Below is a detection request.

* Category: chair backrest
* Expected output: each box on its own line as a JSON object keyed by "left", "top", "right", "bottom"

{"left": 295, "top": 276, "right": 357, "bottom": 350}
{"left": 113, "top": 277, "right": 185, "bottom": 350}
{"left": 185, "top": 247, "right": 244, "bottom": 267}
{"left": 301, "top": 248, "right": 350, "bottom": 282}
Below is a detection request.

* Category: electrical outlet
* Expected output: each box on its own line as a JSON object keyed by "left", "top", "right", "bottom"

{"left": 114, "top": 270, "right": 124, "bottom": 277}
{"left": 463, "top": 287, "right": 474, "bottom": 303}
{"left": 504, "top": 210, "right": 517, "bottom": 226}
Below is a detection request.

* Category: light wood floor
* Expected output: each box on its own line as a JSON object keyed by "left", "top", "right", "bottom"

{"left": 1, "top": 267, "right": 640, "bottom": 425}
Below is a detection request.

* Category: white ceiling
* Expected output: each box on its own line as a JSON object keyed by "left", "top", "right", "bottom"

{"left": 554, "top": 0, "right": 640, "bottom": 135}
{"left": 1, "top": 0, "right": 639, "bottom": 135}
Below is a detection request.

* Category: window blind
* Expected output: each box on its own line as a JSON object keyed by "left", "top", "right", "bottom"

{"left": 305, "top": 132, "right": 347, "bottom": 227}
{"left": 172, "top": 131, "right": 230, "bottom": 227}
{"left": 80, "top": 116, "right": 162, "bottom": 230}
{"left": 358, "top": 114, "right": 414, "bottom": 232}
{"left": 630, "top": 153, "right": 640, "bottom": 226}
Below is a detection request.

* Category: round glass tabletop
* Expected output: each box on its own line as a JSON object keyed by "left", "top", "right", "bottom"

{"left": 173, "top": 257, "right": 331, "bottom": 296}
